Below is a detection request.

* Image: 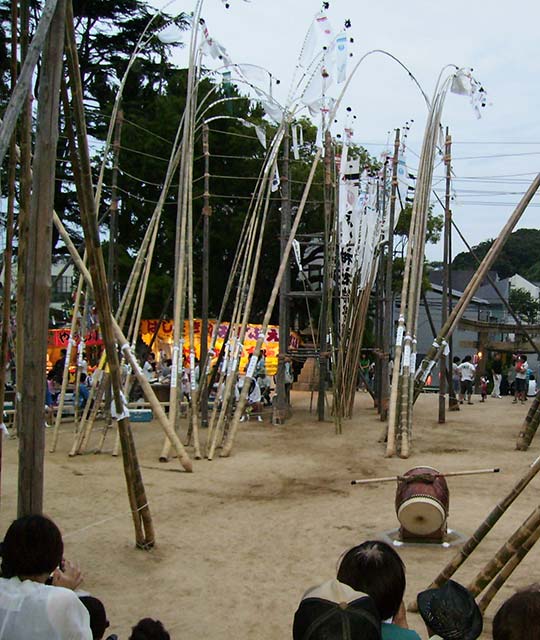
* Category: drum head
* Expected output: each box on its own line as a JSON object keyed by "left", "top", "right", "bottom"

{"left": 397, "top": 496, "right": 446, "bottom": 535}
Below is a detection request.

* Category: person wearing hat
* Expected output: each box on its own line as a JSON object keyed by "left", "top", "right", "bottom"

{"left": 293, "top": 578, "right": 382, "bottom": 640}
{"left": 417, "top": 580, "right": 483, "bottom": 640}
{"left": 337, "top": 540, "right": 420, "bottom": 640}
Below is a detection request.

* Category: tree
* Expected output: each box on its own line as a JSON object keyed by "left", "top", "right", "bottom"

{"left": 508, "top": 287, "right": 540, "bottom": 324}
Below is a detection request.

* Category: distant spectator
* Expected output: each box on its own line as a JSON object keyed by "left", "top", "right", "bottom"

{"left": 337, "top": 540, "right": 420, "bottom": 640}
{"left": 492, "top": 584, "right": 540, "bottom": 640}
{"left": 293, "top": 578, "right": 381, "bottom": 640}
{"left": 458, "top": 355, "right": 476, "bottom": 405}
{"left": 78, "top": 373, "right": 90, "bottom": 409}
{"left": 0, "top": 514, "right": 92, "bottom": 639}
{"left": 513, "top": 355, "right": 528, "bottom": 404}
{"left": 129, "top": 618, "right": 170, "bottom": 640}
{"left": 417, "top": 579, "right": 482, "bottom": 640}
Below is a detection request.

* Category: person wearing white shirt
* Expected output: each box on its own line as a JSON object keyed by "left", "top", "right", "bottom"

{"left": 457, "top": 355, "right": 476, "bottom": 405}
{"left": 0, "top": 515, "right": 92, "bottom": 640}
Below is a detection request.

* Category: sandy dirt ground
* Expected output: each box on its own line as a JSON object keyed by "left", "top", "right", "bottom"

{"left": 2, "top": 390, "right": 540, "bottom": 639}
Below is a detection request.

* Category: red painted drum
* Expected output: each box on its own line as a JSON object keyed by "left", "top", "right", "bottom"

{"left": 395, "top": 467, "right": 449, "bottom": 541}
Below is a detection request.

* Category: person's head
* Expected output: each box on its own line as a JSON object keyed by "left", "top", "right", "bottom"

{"left": 495, "top": 353, "right": 501, "bottom": 360}
{"left": 60, "top": 349, "right": 67, "bottom": 357}
{"left": 417, "top": 580, "right": 482, "bottom": 640}
{"left": 463, "top": 355, "right": 472, "bottom": 363}
{"left": 293, "top": 579, "right": 381, "bottom": 640}
{"left": 337, "top": 540, "right": 405, "bottom": 620}
{"left": 80, "top": 373, "right": 87, "bottom": 384}
{"left": 493, "top": 585, "right": 540, "bottom": 640}
{"left": 79, "top": 596, "right": 110, "bottom": 640}
{"left": 129, "top": 618, "right": 170, "bottom": 640}
{"left": 1, "top": 514, "right": 63, "bottom": 579}
{"left": 453, "top": 356, "right": 461, "bottom": 364}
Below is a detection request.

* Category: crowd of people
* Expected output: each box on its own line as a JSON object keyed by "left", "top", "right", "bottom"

{"left": 0, "top": 515, "right": 170, "bottom": 639}
{"left": 294, "top": 538, "right": 539, "bottom": 640}
{"left": 1, "top": 514, "right": 537, "bottom": 639}
{"left": 451, "top": 352, "right": 536, "bottom": 406}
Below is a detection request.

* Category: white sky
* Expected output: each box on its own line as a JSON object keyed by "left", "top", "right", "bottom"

{"left": 148, "top": 0, "right": 540, "bottom": 263}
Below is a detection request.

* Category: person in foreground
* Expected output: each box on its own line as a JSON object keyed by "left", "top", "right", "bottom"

{"left": 0, "top": 514, "right": 92, "bottom": 639}
{"left": 417, "top": 579, "right": 482, "bottom": 640}
{"left": 492, "top": 584, "right": 540, "bottom": 640}
{"left": 293, "top": 578, "right": 381, "bottom": 640}
{"left": 337, "top": 540, "right": 420, "bottom": 640}
{"left": 129, "top": 618, "right": 170, "bottom": 640}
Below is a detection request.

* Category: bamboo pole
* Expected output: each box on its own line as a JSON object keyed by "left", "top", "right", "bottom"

{"left": 414, "top": 172, "right": 540, "bottom": 399}
{"left": 53, "top": 211, "right": 192, "bottom": 472}
{"left": 221, "top": 146, "right": 322, "bottom": 457}
{"left": 18, "top": 0, "right": 66, "bottom": 517}
{"left": 64, "top": 0, "right": 156, "bottom": 545}
{"left": 200, "top": 123, "right": 211, "bottom": 428}
{"left": 477, "top": 520, "right": 540, "bottom": 613}
{"left": 351, "top": 467, "right": 500, "bottom": 485}
{"left": 409, "top": 455, "right": 540, "bottom": 611}
{"left": 467, "top": 503, "right": 540, "bottom": 598}
{"left": 0, "top": 0, "right": 60, "bottom": 164}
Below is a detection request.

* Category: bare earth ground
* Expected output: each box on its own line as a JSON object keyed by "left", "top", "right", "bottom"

{"left": 2, "top": 390, "right": 540, "bottom": 639}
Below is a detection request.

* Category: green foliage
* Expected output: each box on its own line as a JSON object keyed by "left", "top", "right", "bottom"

{"left": 394, "top": 203, "right": 443, "bottom": 244}
{"left": 452, "top": 228, "right": 540, "bottom": 281}
{"left": 508, "top": 287, "right": 540, "bottom": 324}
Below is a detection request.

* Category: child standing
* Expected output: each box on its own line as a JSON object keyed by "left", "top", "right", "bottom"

{"left": 480, "top": 376, "right": 488, "bottom": 402}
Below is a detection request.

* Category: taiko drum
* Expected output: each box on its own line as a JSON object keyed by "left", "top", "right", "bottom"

{"left": 395, "top": 466, "right": 449, "bottom": 541}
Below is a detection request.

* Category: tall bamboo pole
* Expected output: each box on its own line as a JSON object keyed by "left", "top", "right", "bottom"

{"left": 64, "top": 0, "right": 154, "bottom": 546}
{"left": 221, "top": 147, "right": 322, "bottom": 457}
{"left": 200, "top": 123, "right": 211, "bottom": 428}
{"left": 380, "top": 130, "right": 400, "bottom": 422}
{"left": 318, "top": 131, "right": 332, "bottom": 422}
{"left": 108, "top": 108, "right": 123, "bottom": 311}
{"left": 275, "top": 124, "right": 291, "bottom": 424}
{"left": 17, "top": 0, "right": 66, "bottom": 517}
{"left": 438, "top": 130, "right": 451, "bottom": 423}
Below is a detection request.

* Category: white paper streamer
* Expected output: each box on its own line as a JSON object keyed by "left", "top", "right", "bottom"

{"left": 111, "top": 391, "right": 130, "bottom": 421}
{"left": 246, "top": 355, "right": 258, "bottom": 379}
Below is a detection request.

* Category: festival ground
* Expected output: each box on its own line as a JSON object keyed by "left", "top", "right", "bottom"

{"left": 1, "top": 390, "right": 537, "bottom": 639}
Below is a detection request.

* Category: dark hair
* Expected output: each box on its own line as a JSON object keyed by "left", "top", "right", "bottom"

{"left": 80, "top": 373, "right": 87, "bottom": 383}
{"left": 463, "top": 355, "right": 472, "bottom": 363}
{"left": 129, "top": 618, "right": 170, "bottom": 640}
{"left": 79, "top": 596, "right": 110, "bottom": 640}
{"left": 493, "top": 586, "right": 540, "bottom": 640}
{"left": 453, "top": 356, "right": 461, "bottom": 364}
{"left": 337, "top": 541, "right": 406, "bottom": 620}
{"left": 1, "top": 514, "right": 63, "bottom": 578}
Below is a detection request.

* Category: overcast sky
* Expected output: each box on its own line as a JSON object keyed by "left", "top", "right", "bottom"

{"left": 149, "top": 0, "right": 540, "bottom": 264}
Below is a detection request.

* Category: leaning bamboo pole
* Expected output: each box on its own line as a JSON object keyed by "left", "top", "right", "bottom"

{"left": 65, "top": 0, "right": 155, "bottom": 545}
{"left": 414, "top": 172, "right": 540, "bottom": 399}
{"left": 467, "top": 503, "right": 540, "bottom": 598}
{"left": 221, "top": 146, "right": 322, "bottom": 457}
{"left": 409, "top": 454, "right": 540, "bottom": 611}
{"left": 53, "top": 210, "right": 192, "bottom": 472}
{"left": 477, "top": 520, "right": 540, "bottom": 613}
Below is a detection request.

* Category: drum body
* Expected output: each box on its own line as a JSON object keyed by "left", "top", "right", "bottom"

{"left": 395, "top": 467, "right": 449, "bottom": 541}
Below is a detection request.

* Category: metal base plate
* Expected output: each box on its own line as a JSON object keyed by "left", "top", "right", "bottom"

{"left": 379, "top": 527, "right": 467, "bottom": 549}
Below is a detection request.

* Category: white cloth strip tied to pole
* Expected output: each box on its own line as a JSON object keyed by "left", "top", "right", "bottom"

{"left": 111, "top": 391, "right": 130, "bottom": 421}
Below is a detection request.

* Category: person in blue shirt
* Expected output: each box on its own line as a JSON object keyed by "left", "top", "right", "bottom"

{"left": 337, "top": 540, "right": 421, "bottom": 640}
{"left": 78, "top": 373, "right": 90, "bottom": 409}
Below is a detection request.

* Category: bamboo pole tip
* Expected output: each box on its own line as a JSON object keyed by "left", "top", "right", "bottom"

{"left": 158, "top": 456, "right": 169, "bottom": 463}
{"left": 516, "top": 439, "right": 529, "bottom": 451}
{"left": 180, "top": 458, "right": 193, "bottom": 472}
{"left": 399, "top": 453, "right": 410, "bottom": 459}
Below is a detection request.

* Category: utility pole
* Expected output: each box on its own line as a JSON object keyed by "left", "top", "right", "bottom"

{"left": 318, "top": 131, "right": 332, "bottom": 422}
{"left": 381, "top": 129, "right": 400, "bottom": 421}
{"left": 275, "top": 124, "right": 291, "bottom": 423}
{"left": 439, "top": 129, "right": 452, "bottom": 422}
{"left": 108, "top": 108, "right": 123, "bottom": 311}
{"left": 18, "top": 0, "right": 66, "bottom": 517}
{"left": 200, "top": 123, "right": 211, "bottom": 427}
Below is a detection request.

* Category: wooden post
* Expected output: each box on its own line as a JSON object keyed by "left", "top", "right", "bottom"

{"left": 200, "top": 123, "right": 211, "bottom": 428}
{"left": 108, "top": 108, "right": 123, "bottom": 312}
{"left": 318, "top": 131, "right": 332, "bottom": 422}
{"left": 275, "top": 124, "right": 291, "bottom": 424}
{"left": 17, "top": 0, "right": 66, "bottom": 517}
{"left": 64, "top": 0, "right": 155, "bottom": 546}
{"left": 438, "top": 130, "right": 451, "bottom": 422}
